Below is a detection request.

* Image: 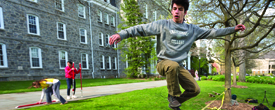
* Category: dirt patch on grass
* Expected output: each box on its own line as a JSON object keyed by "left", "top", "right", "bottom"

{"left": 205, "top": 100, "right": 254, "bottom": 110}
{"left": 222, "top": 85, "right": 248, "bottom": 88}
{"left": 231, "top": 85, "right": 248, "bottom": 88}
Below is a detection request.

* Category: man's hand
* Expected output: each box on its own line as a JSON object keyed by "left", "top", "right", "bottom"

{"left": 235, "top": 24, "right": 246, "bottom": 31}
{"left": 38, "top": 99, "right": 42, "bottom": 104}
{"left": 79, "top": 67, "right": 82, "bottom": 70}
{"left": 71, "top": 68, "right": 75, "bottom": 71}
{"left": 109, "top": 34, "right": 121, "bottom": 45}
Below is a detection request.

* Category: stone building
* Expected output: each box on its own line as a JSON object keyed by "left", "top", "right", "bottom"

{"left": 250, "top": 51, "right": 275, "bottom": 75}
{"left": 0, "top": 0, "right": 171, "bottom": 81}
{"left": 0, "top": 0, "right": 122, "bottom": 81}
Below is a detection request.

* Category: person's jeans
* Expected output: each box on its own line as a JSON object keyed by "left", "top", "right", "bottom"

{"left": 45, "top": 87, "right": 53, "bottom": 103}
{"left": 66, "top": 78, "right": 76, "bottom": 95}
{"left": 157, "top": 59, "right": 200, "bottom": 103}
{"left": 52, "top": 81, "right": 66, "bottom": 104}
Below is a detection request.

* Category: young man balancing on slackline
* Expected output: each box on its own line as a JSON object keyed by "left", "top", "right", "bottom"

{"left": 109, "top": 0, "right": 245, "bottom": 109}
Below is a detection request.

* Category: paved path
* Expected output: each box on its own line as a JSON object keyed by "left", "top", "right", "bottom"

{"left": 0, "top": 80, "right": 167, "bottom": 110}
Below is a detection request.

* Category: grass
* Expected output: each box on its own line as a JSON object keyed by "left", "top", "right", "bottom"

{"left": 27, "top": 80, "right": 275, "bottom": 110}
{"left": 0, "top": 78, "right": 153, "bottom": 94}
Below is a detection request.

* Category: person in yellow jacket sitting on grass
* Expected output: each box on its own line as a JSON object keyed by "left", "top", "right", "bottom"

{"left": 31, "top": 78, "right": 67, "bottom": 105}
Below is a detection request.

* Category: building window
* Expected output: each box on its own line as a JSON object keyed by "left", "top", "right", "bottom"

{"left": 143, "top": 4, "right": 148, "bottom": 19}
{"left": 27, "top": 14, "right": 40, "bottom": 35}
{"left": 57, "top": 22, "right": 66, "bottom": 40}
{"left": 113, "top": 57, "right": 117, "bottom": 70}
{"left": 105, "top": 13, "right": 109, "bottom": 25}
{"left": 106, "top": 56, "right": 111, "bottom": 69}
{"left": 56, "top": 0, "right": 64, "bottom": 11}
{"left": 0, "top": 43, "right": 8, "bottom": 68}
{"left": 81, "top": 53, "right": 88, "bottom": 69}
{"left": 0, "top": 7, "right": 4, "bottom": 29}
{"left": 59, "top": 51, "right": 68, "bottom": 69}
{"left": 110, "top": 16, "right": 115, "bottom": 27}
{"left": 100, "top": 55, "right": 105, "bottom": 69}
{"left": 97, "top": 10, "right": 102, "bottom": 22}
{"left": 29, "top": 47, "right": 42, "bottom": 68}
{"left": 99, "top": 33, "right": 104, "bottom": 46}
{"left": 80, "top": 29, "right": 87, "bottom": 44}
{"left": 28, "top": 0, "right": 37, "bottom": 2}
{"left": 105, "top": 34, "right": 109, "bottom": 46}
{"left": 78, "top": 4, "right": 85, "bottom": 18}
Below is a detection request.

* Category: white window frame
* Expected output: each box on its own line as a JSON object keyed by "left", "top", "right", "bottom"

{"left": 81, "top": 53, "right": 89, "bottom": 69}
{"left": 105, "top": 34, "right": 109, "bottom": 46}
{"left": 0, "top": 43, "right": 8, "bottom": 68}
{"left": 80, "top": 28, "right": 87, "bottom": 44}
{"left": 143, "top": 4, "right": 148, "bottom": 19}
{"left": 110, "top": 16, "right": 115, "bottom": 27}
{"left": 27, "top": 14, "right": 40, "bottom": 35}
{"left": 100, "top": 55, "right": 105, "bottom": 69}
{"left": 28, "top": 0, "right": 37, "bottom": 3}
{"left": 78, "top": 4, "right": 86, "bottom": 18}
{"left": 57, "top": 22, "right": 66, "bottom": 40}
{"left": 98, "top": 10, "right": 102, "bottom": 22}
{"left": 0, "top": 7, "right": 4, "bottom": 29}
{"left": 113, "top": 57, "right": 117, "bottom": 70}
{"left": 106, "top": 56, "right": 111, "bottom": 69}
{"left": 105, "top": 13, "right": 109, "bottom": 25}
{"left": 99, "top": 32, "right": 104, "bottom": 46}
{"left": 29, "top": 47, "right": 42, "bottom": 68}
{"left": 56, "top": 0, "right": 65, "bottom": 12}
{"left": 59, "top": 51, "right": 68, "bottom": 69}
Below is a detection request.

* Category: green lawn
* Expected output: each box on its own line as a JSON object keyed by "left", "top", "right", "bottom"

{"left": 0, "top": 78, "right": 153, "bottom": 94}
{"left": 27, "top": 80, "right": 275, "bottom": 110}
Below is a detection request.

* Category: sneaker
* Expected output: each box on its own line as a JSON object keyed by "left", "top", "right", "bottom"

{"left": 168, "top": 94, "right": 181, "bottom": 107}
{"left": 72, "top": 95, "right": 77, "bottom": 99}
{"left": 67, "top": 96, "right": 71, "bottom": 100}
{"left": 53, "top": 99, "right": 60, "bottom": 102}
{"left": 169, "top": 104, "right": 181, "bottom": 110}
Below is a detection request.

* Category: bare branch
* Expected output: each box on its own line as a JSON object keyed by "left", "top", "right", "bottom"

{"left": 230, "top": 22, "right": 275, "bottom": 51}
{"left": 236, "top": 1, "right": 272, "bottom": 38}
{"left": 243, "top": 42, "right": 275, "bottom": 53}
{"left": 218, "top": 0, "right": 238, "bottom": 25}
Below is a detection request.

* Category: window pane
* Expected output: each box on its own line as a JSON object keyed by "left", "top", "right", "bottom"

{"left": 99, "top": 33, "right": 102, "bottom": 45}
{"left": 58, "top": 31, "right": 64, "bottom": 39}
{"left": 82, "top": 61, "right": 87, "bottom": 68}
{"left": 78, "top": 5, "right": 84, "bottom": 17}
{"left": 29, "top": 15, "right": 37, "bottom": 34}
{"left": 61, "top": 60, "right": 66, "bottom": 67}
{"left": 56, "top": 0, "right": 62, "bottom": 10}
{"left": 32, "top": 58, "right": 39, "bottom": 67}
{"left": 105, "top": 35, "right": 109, "bottom": 44}
{"left": 31, "top": 48, "right": 38, "bottom": 58}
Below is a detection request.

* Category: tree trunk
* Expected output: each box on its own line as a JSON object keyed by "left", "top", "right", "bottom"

{"left": 224, "top": 35, "right": 231, "bottom": 104}
{"left": 239, "top": 62, "right": 246, "bottom": 82}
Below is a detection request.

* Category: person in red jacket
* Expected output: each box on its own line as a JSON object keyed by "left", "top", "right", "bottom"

{"left": 65, "top": 61, "right": 81, "bottom": 99}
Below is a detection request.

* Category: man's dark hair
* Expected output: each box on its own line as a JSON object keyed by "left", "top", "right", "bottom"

{"left": 171, "top": 0, "right": 189, "bottom": 11}
{"left": 67, "top": 61, "right": 72, "bottom": 65}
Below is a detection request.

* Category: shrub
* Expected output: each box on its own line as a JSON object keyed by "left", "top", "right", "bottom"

{"left": 201, "top": 76, "right": 207, "bottom": 80}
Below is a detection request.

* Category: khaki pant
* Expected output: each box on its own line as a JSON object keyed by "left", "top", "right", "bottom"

{"left": 157, "top": 59, "right": 200, "bottom": 103}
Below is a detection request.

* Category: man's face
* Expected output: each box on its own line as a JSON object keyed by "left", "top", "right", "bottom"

{"left": 171, "top": 3, "right": 187, "bottom": 23}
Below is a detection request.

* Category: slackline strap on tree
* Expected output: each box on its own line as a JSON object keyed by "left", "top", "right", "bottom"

{"left": 201, "top": 88, "right": 230, "bottom": 110}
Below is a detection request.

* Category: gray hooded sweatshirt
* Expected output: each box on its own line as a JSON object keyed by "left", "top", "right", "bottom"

{"left": 118, "top": 19, "right": 236, "bottom": 63}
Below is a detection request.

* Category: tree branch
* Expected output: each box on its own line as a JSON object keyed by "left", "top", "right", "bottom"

{"left": 235, "top": 1, "right": 272, "bottom": 38}
{"left": 230, "top": 22, "right": 275, "bottom": 51}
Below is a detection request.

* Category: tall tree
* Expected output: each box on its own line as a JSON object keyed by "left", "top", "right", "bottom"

{"left": 117, "top": 0, "right": 157, "bottom": 78}
{"left": 189, "top": 0, "right": 275, "bottom": 104}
